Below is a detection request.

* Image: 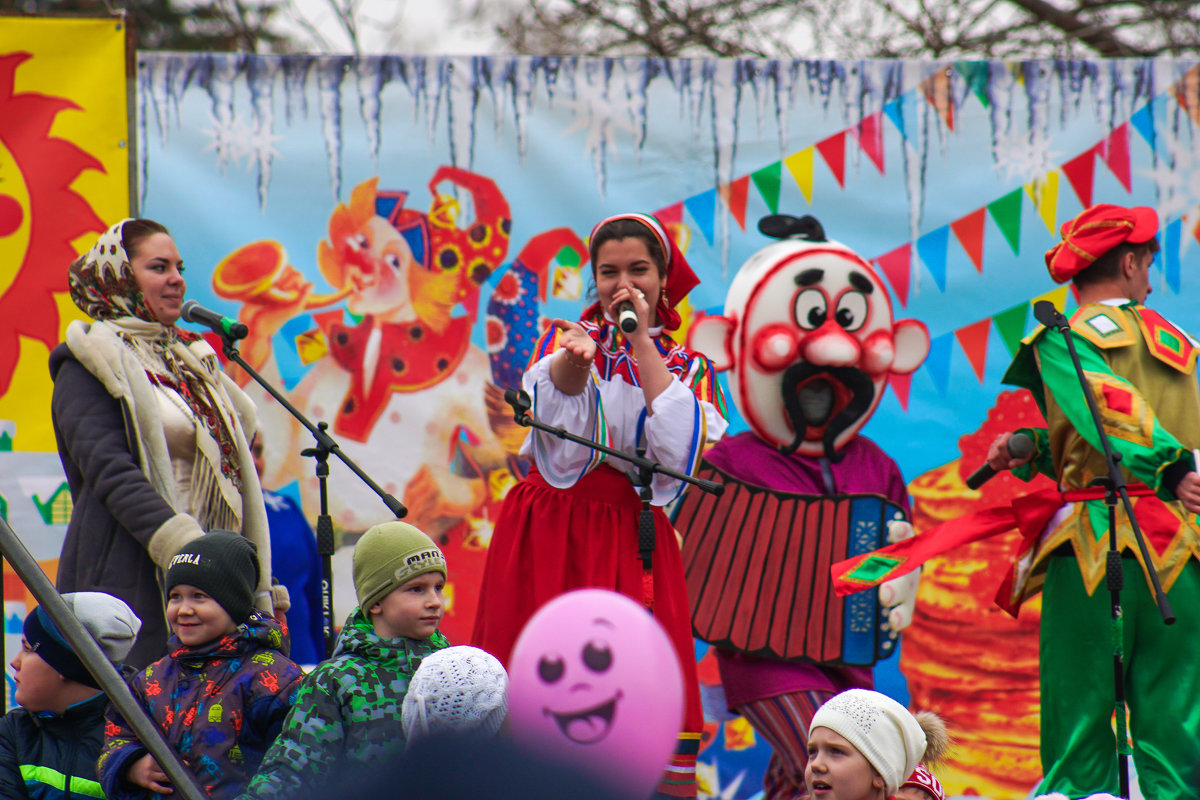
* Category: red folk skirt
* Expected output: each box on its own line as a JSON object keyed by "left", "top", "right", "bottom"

{"left": 471, "top": 463, "right": 702, "bottom": 735}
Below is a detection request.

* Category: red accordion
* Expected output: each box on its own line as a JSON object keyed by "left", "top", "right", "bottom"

{"left": 677, "top": 462, "right": 903, "bottom": 666}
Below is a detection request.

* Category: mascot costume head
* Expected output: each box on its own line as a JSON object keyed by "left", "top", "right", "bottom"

{"left": 689, "top": 215, "right": 930, "bottom": 461}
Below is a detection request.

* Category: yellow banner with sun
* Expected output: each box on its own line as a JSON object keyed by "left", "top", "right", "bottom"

{"left": 0, "top": 15, "right": 129, "bottom": 453}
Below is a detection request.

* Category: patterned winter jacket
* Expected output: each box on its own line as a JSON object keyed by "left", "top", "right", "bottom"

{"left": 97, "top": 614, "right": 303, "bottom": 800}
{"left": 237, "top": 609, "right": 450, "bottom": 799}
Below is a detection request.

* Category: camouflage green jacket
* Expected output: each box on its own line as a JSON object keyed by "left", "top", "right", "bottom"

{"left": 237, "top": 609, "right": 449, "bottom": 799}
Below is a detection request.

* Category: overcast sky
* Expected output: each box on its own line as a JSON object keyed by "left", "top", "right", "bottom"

{"left": 275, "top": 0, "right": 505, "bottom": 54}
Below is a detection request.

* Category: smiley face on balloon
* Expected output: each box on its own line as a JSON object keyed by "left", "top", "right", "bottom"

{"left": 507, "top": 589, "right": 683, "bottom": 796}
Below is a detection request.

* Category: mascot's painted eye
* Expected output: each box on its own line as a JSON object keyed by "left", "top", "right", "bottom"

{"left": 834, "top": 291, "right": 868, "bottom": 332}
{"left": 793, "top": 287, "right": 828, "bottom": 330}
{"left": 347, "top": 233, "right": 369, "bottom": 251}
{"left": 582, "top": 640, "right": 613, "bottom": 673}
{"left": 538, "top": 655, "right": 566, "bottom": 684}
{"left": 384, "top": 253, "right": 401, "bottom": 271}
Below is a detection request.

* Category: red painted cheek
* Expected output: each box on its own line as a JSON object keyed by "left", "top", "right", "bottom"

{"left": 750, "top": 324, "right": 800, "bottom": 372}
{"left": 860, "top": 331, "right": 895, "bottom": 375}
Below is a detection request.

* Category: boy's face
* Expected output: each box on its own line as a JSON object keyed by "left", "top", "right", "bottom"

{"left": 805, "top": 726, "right": 884, "bottom": 800}
{"left": 896, "top": 788, "right": 936, "bottom": 800}
{"left": 369, "top": 571, "right": 445, "bottom": 640}
{"left": 167, "top": 584, "right": 238, "bottom": 647}
{"left": 10, "top": 637, "right": 65, "bottom": 713}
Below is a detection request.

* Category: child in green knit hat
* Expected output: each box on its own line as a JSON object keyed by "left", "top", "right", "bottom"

{"left": 240, "top": 521, "right": 452, "bottom": 799}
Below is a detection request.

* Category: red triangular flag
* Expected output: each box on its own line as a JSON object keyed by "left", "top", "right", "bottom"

{"left": 653, "top": 201, "right": 684, "bottom": 228}
{"left": 873, "top": 243, "right": 911, "bottom": 307}
{"left": 816, "top": 131, "right": 847, "bottom": 188}
{"left": 853, "top": 111, "right": 885, "bottom": 174}
{"left": 719, "top": 175, "right": 751, "bottom": 231}
{"left": 888, "top": 372, "right": 912, "bottom": 410}
{"left": 950, "top": 208, "right": 986, "bottom": 272}
{"left": 1060, "top": 148, "right": 1097, "bottom": 208}
{"left": 1099, "top": 123, "right": 1131, "bottom": 193}
{"left": 954, "top": 318, "right": 991, "bottom": 382}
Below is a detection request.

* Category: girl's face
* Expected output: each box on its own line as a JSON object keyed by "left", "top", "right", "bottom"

{"left": 593, "top": 237, "right": 664, "bottom": 322}
{"left": 805, "top": 727, "right": 886, "bottom": 800}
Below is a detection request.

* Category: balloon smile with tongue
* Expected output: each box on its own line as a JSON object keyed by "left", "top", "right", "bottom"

{"left": 545, "top": 691, "right": 623, "bottom": 744}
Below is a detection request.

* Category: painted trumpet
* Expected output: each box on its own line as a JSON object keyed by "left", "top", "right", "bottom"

{"left": 212, "top": 240, "right": 351, "bottom": 308}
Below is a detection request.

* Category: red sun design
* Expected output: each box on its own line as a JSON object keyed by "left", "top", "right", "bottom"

{"left": 0, "top": 52, "right": 106, "bottom": 394}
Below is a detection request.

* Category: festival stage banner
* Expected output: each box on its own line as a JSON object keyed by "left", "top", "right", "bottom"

{"left": 0, "top": 14, "right": 128, "bottom": 701}
{"left": 8, "top": 47, "right": 1200, "bottom": 797}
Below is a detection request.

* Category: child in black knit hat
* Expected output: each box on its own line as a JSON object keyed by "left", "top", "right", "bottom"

{"left": 98, "top": 532, "right": 305, "bottom": 800}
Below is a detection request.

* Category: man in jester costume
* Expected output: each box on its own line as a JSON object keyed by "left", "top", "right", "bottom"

{"left": 680, "top": 216, "right": 930, "bottom": 800}
{"left": 979, "top": 204, "right": 1200, "bottom": 799}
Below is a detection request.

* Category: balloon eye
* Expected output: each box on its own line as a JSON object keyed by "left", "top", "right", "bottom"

{"left": 582, "top": 641, "right": 612, "bottom": 673}
{"left": 793, "top": 288, "right": 828, "bottom": 331}
{"left": 538, "top": 655, "right": 565, "bottom": 684}
{"left": 834, "top": 291, "right": 868, "bottom": 332}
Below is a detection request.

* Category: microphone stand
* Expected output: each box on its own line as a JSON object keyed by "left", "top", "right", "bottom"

{"left": 0, "top": 516, "right": 207, "bottom": 800}
{"left": 219, "top": 332, "right": 406, "bottom": 659}
{"left": 1033, "top": 300, "right": 1174, "bottom": 798}
{"left": 504, "top": 388, "right": 722, "bottom": 611}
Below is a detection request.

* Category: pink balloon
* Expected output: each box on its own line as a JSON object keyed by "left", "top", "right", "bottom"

{"left": 507, "top": 589, "right": 684, "bottom": 797}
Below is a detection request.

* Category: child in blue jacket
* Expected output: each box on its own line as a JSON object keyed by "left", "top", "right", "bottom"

{"left": 98, "top": 531, "right": 304, "bottom": 799}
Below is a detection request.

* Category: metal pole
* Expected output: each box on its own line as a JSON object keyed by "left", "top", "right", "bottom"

{"left": 0, "top": 516, "right": 206, "bottom": 800}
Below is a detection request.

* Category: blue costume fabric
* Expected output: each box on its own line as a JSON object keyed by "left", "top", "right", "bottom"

{"left": 264, "top": 489, "right": 323, "bottom": 664}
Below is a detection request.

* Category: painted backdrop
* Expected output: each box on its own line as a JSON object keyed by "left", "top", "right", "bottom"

{"left": 10, "top": 47, "right": 1200, "bottom": 799}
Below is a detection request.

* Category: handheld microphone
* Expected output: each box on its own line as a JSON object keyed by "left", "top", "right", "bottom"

{"left": 180, "top": 300, "right": 249, "bottom": 341}
{"left": 1033, "top": 300, "right": 1068, "bottom": 331}
{"left": 966, "top": 432, "right": 1035, "bottom": 490}
{"left": 617, "top": 302, "right": 638, "bottom": 334}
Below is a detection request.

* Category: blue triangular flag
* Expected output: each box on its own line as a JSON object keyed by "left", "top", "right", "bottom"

{"left": 924, "top": 332, "right": 954, "bottom": 395}
{"left": 883, "top": 97, "right": 906, "bottom": 140}
{"left": 917, "top": 225, "right": 951, "bottom": 292}
{"left": 685, "top": 188, "right": 718, "bottom": 245}
{"left": 1164, "top": 217, "right": 1181, "bottom": 294}
{"left": 1129, "top": 104, "right": 1156, "bottom": 154}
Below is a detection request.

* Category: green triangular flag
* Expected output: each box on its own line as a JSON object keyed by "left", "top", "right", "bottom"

{"left": 988, "top": 189, "right": 1023, "bottom": 256}
{"left": 956, "top": 61, "right": 991, "bottom": 108}
{"left": 751, "top": 162, "right": 782, "bottom": 214}
{"left": 993, "top": 301, "right": 1030, "bottom": 357}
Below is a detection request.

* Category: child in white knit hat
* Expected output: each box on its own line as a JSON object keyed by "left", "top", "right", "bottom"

{"left": 805, "top": 688, "right": 948, "bottom": 800}
{"left": 2, "top": 592, "right": 140, "bottom": 799}
{"left": 401, "top": 645, "right": 508, "bottom": 746}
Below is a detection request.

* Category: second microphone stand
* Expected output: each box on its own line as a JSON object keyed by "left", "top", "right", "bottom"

{"left": 1034, "top": 300, "right": 1174, "bottom": 799}
{"left": 504, "top": 388, "right": 722, "bottom": 610}
{"left": 220, "top": 332, "right": 406, "bottom": 658}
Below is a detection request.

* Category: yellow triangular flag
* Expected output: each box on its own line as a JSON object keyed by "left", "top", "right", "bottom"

{"left": 1024, "top": 172, "right": 1059, "bottom": 234}
{"left": 1032, "top": 285, "right": 1071, "bottom": 320}
{"left": 783, "top": 148, "right": 814, "bottom": 204}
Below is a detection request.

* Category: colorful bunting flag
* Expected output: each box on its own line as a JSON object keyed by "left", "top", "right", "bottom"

{"left": 684, "top": 188, "right": 718, "bottom": 245}
{"left": 719, "top": 175, "right": 750, "bottom": 231}
{"left": 1129, "top": 104, "right": 1156, "bottom": 153}
{"left": 1098, "top": 123, "right": 1131, "bottom": 193}
{"left": 1165, "top": 217, "right": 1182, "bottom": 294}
{"left": 920, "top": 69, "right": 955, "bottom": 131}
{"left": 1060, "top": 148, "right": 1097, "bottom": 208}
{"left": 917, "top": 226, "right": 950, "bottom": 292}
{"left": 883, "top": 97, "right": 906, "bottom": 141}
{"left": 992, "top": 302, "right": 1030, "bottom": 357}
{"left": 1024, "top": 172, "right": 1059, "bottom": 235}
{"left": 873, "top": 243, "right": 912, "bottom": 307}
{"left": 653, "top": 201, "right": 684, "bottom": 229}
{"left": 988, "top": 189, "right": 1023, "bottom": 255}
{"left": 950, "top": 208, "right": 986, "bottom": 272}
{"left": 784, "top": 148, "right": 814, "bottom": 204}
{"left": 816, "top": 132, "right": 847, "bottom": 188}
{"left": 924, "top": 332, "right": 954, "bottom": 395}
{"left": 955, "top": 318, "right": 991, "bottom": 381}
{"left": 750, "top": 162, "right": 782, "bottom": 214}
{"left": 853, "top": 111, "right": 886, "bottom": 174}
{"left": 1173, "top": 65, "right": 1200, "bottom": 130}
{"left": 955, "top": 62, "right": 991, "bottom": 108}
{"left": 888, "top": 372, "right": 912, "bottom": 410}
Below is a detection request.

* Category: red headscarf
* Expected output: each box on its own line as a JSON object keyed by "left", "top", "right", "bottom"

{"left": 583, "top": 212, "right": 699, "bottom": 331}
